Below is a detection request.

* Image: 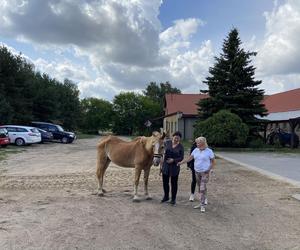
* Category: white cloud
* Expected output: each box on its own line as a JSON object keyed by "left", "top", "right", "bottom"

{"left": 259, "top": 73, "right": 300, "bottom": 94}
{"left": 0, "top": 0, "right": 163, "bottom": 67}
{"left": 34, "top": 58, "right": 91, "bottom": 83}
{"left": 0, "top": 1, "right": 215, "bottom": 99}
{"left": 258, "top": 0, "right": 300, "bottom": 75}
{"left": 252, "top": 0, "right": 300, "bottom": 94}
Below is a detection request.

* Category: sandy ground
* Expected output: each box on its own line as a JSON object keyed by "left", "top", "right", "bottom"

{"left": 0, "top": 137, "right": 300, "bottom": 250}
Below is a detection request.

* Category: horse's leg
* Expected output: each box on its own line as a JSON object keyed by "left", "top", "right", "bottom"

{"left": 144, "top": 167, "right": 152, "bottom": 200}
{"left": 133, "top": 167, "right": 142, "bottom": 202}
{"left": 96, "top": 147, "right": 110, "bottom": 196}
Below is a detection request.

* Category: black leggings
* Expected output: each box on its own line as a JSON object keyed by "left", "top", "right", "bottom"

{"left": 162, "top": 174, "right": 179, "bottom": 202}
{"left": 191, "top": 167, "right": 196, "bottom": 194}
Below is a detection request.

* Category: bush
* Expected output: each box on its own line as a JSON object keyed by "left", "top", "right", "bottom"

{"left": 194, "top": 110, "right": 249, "bottom": 147}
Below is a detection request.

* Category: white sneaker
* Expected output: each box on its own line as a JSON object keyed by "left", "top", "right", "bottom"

{"left": 193, "top": 204, "right": 201, "bottom": 209}
{"left": 200, "top": 206, "right": 206, "bottom": 213}
{"left": 204, "top": 198, "right": 208, "bottom": 205}
{"left": 189, "top": 194, "right": 195, "bottom": 202}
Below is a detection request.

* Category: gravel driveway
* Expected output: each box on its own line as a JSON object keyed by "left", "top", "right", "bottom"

{"left": 0, "top": 137, "right": 300, "bottom": 249}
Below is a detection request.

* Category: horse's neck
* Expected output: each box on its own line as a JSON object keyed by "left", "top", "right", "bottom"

{"left": 140, "top": 136, "right": 153, "bottom": 155}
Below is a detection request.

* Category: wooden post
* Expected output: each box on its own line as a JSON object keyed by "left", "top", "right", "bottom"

{"left": 263, "top": 122, "right": 268, "bottom": 143}
{"left": 289, "top": 119, "right": 296, "bottom": 148}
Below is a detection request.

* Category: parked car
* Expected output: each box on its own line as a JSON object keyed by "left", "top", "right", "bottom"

{"left": 0, "top": 125, "right": 41, "bottom": 146}
{"left": 37, "top": 128, "right": 54, "bottom": 143}
{"left": 0, "top": 127, "right": 10, "bottom": 147}
{"left": 31, "top": 122, "right": 76, "bottom": 143}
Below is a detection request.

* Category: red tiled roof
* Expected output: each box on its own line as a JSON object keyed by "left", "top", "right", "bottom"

{"left": 165, "top": 93, "right": 208, "bottom": 115}
{"left": 263, "top": 88, "right": 300, "bottom": 113}
{"left": 165, "top": 88, "right": 300, "bottom": 116}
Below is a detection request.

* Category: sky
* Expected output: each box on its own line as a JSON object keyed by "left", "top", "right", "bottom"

{"left": 1, "top": 0, "right": 300, "bottom": 101}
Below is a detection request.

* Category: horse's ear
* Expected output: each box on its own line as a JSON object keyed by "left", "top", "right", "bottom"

{"left": 152, "top": 131, "right": 159, "bottom": 137}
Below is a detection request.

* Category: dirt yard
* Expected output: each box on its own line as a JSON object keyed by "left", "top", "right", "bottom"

{"left": 0, "top": 137, "right": 300, "bottom": 250}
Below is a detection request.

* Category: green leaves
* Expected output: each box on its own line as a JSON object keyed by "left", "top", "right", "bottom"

{"left": 198, "top": 28, "right": 267, "bottom": 133}
{"left": 112, "top": 92, "right": 160, "bottom": 135}
{"left": 0, "top": 46, "right": 81, "bottom": 130}
{"left": 80, "top": 98, "right": 113, "bottom": 133}
{"left": 194, "top": 110, "right": 249, "bottom": 147}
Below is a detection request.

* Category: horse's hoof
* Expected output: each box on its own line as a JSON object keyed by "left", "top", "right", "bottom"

{"left": 145, "top": 196, "right": 152, "bottom": 200}
{"left": 97, "top": 192, "right": 104, "bottom": 197}
{"left": 102, "top": 189, "right": 107, "bottom": 193}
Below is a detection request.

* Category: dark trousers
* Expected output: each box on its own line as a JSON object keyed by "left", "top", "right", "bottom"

{"left": 191, "top": 168, "right": 196, "bottom": 194}
{"left": 162, "top": 174, "right": 178, "bottom": 201}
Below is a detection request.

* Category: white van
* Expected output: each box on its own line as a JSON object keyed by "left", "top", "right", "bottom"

{"left": 0, "top": 125, "right": 41, "bottom": 146}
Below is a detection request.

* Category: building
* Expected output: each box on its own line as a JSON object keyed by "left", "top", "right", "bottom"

{"left": 260, "top": 88, "right": 300, "bottom": 138}
{"left": 163, "top": 88, "right": 300, "bottom": 142}
{"left": 163, "top": 93, "right": 208, "bottom": 140}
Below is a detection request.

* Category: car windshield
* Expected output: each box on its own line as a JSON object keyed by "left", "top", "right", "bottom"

{"left": 56, "top": 125, "right": 64, "bottom": 132}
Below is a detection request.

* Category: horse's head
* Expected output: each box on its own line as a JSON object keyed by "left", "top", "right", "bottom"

{"left": 151, "top": 131, "right": 166, "bottom": 166}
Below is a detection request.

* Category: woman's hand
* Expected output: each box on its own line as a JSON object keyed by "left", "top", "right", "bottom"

{"left": 166, "top": 158, "right": 174, "bottom": 164}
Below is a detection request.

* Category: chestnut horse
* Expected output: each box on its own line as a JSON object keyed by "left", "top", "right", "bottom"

{"left": 96, "top": 131, "right": 165, "bottom": 201}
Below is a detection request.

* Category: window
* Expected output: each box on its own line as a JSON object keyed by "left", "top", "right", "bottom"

{"left": 48, "top": 126, "right": 58, "bottom": 132}
{"left": 6, "top": 127, "right": 17, "bottom": 132}
{"left": 16, "top": 128, "right": 27, "bottom": 132}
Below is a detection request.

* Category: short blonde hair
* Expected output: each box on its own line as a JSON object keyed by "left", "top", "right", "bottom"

{"left": 195, "top": 136, "right": 208, "bottom": 148}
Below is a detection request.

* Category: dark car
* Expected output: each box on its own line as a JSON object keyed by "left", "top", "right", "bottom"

{"left": 37, "top": 128, "right": 54, "bottom": 143}
{"left": 31, "top": 122, "right": 76, "bottom": 143}
{"left": 0, "top": 127, "right": 10, "bottom": 147}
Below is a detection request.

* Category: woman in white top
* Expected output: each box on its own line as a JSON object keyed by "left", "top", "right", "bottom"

{"left": 178, "top": 137, "right": 215, "bottom": 212}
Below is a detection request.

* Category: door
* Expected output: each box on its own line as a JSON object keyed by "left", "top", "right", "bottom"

{"left": 6, "top": 127, "right": 18, "bottom": 143}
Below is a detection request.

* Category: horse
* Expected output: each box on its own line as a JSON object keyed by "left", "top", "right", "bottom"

{"left": 96, "top": 131, "right": 166, "bottom": 201}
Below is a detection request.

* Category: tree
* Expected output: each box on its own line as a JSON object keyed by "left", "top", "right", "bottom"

{"left": 143, "top": 81, "right": 181, "bottom": 128}
{"left": 56, "top": 79, "right": 81, "bottom": 130}
{"left": 198, "top": 28, "right": 267, "bottom": 133}
{"left": 80, "top": 97, "right": 113, "bottom": 133}
{"left": 0, "top": 45, "right": 81, "bottom": 129}
{"left": 112, "top": 92, "right": 161, "bottom": 135}
{"left": 194, "top": 110, "right": 249, "bottom": 147}
{"left": 143, "top": 81, "right": 181, "bottom": 110}
{"left": 0, "top": 46, "right": 35, "bottom": 123}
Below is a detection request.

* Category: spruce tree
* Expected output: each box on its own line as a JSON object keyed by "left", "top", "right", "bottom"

{"left": 198, "top": 28, "right": 267, "bottom": 133}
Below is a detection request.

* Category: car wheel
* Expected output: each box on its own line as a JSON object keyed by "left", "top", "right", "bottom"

{"left": 15, "top": 138, "right": 25, "bottom": 146}
{"left": 61, "top": 137, "right": 69, "bottom": 144}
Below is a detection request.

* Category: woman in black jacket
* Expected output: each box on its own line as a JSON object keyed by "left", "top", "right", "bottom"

{"left": 161, "top": 131, "right": 184, "bottom": 206}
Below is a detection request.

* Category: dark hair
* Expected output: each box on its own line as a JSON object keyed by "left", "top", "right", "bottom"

{"left": 172, "top": 131, "right": 182, "bottom": 138}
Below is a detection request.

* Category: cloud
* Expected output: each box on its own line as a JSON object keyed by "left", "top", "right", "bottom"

{"left": 256, "top": 0, "right": 300, "bottom": 75}
{"left": 0, "top": 1, "right": 214, "bottom": 99}
{"left": 0, "top": 0, "right": 163, "bottom": 67}
{"left": 259, "top": 73, "right": 300, "bottom": 94}
{"left": 34, "top": 58, "right": 91, "bottom": 83}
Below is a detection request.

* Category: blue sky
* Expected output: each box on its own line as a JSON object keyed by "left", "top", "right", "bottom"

{"left": 0, "top": 0, "right": 299, "bottom": 100}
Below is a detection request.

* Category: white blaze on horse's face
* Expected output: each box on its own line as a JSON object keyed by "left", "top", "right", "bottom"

{"left": 152, "top": 140, "right": 163, "bottom": 166}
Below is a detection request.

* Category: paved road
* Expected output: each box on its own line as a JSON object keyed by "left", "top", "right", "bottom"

{"left": 216, "top": 151, "right": 300, "bottom": 184}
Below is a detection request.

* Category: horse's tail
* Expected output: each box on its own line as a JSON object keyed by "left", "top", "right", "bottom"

{"left": 96, "top": 136, "right": 111, "bottom": 177}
